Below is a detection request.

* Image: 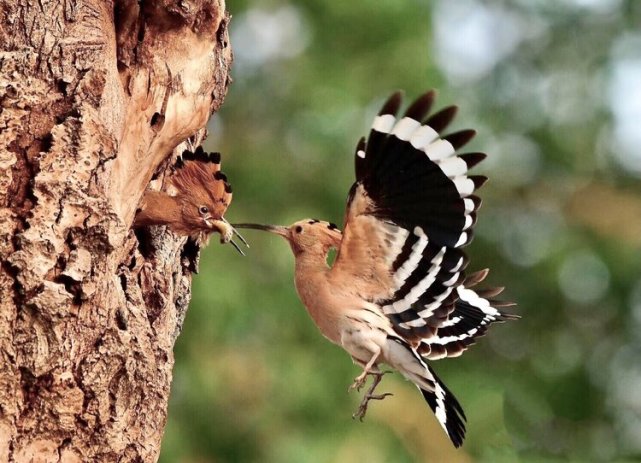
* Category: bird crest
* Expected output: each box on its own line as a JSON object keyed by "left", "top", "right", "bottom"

{"left": 134, "top": 146, "right": 247, "bottom": 254}
{"left": 171, "top": 147, "right": 232, "bottom": 217}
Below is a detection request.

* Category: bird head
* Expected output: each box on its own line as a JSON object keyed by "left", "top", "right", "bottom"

{"left": 174, "top": 194, "right": 232, "bottom": 242}
{"left": 169, "top": 148, "right": 248, "bottom": 253}
{"left": 233, "top": 219, "right": 342, "bottom": 256}
{"left": 171, "top": 148, "right": 234, "bottom": 240}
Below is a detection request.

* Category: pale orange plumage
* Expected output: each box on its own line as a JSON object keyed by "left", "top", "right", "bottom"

{"left": 234, "top": 90, "right": 517, "bottom": 447}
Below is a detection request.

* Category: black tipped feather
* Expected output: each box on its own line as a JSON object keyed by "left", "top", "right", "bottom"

{"left": 379, "top": 91, "right": 403, "bottom": 115}
{"left": 465, "top": 212, "right": 478, "bottom": 229}
{"left": 459, "top": 152, "right": 486, "bottom": 169}
{"left": 213, "top": 171, "right": 227, "bottom": 182}
{"left": 359, "top": 125, "right": 466, "bottom": 246}
{"left": 403, "top": 90, "right": 436, "bottom": 121}
{"left": 181, "top": 147, "right": 221, "bottom": 164}
{"left": 343, "top": 92, "right": 514, "bottom": 351}
{"left": 469, "top": 175, "right": 488, "bottom": 190}
{"left": 425, "top": 106, "right": 458, "bottom": 133}
{"left": 443, "top": 130, "right": 476, "bottom": 150}
{"left": 468, "top": 195, "right": 483, "bottom": 211}
{"left": 459, "top": 231, "right": 474, "bottom": 247}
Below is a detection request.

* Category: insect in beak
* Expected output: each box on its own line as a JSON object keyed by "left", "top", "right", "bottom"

{"left": 207, "top": 219, "right": 249, "bottom": 255}
{"left": 220, "top": 218, "right": 249, "bottom": 256}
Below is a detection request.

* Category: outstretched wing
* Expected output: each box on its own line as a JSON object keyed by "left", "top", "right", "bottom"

{"left": 419, "top": 270, "right": 519, "bottom": 360}
{"left": 331, "top": 91, "right": 505, "bottom": 343}
{"left": 171, "top": 146, "right": 232, "bottom": 219}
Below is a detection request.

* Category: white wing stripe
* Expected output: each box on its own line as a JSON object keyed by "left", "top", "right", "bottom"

{"left": 372, "top": 114, "right": 397, "bottom": 133}
{"left": 416, "top": 287, "right": 453, "bottom": 318}
{"left": 410, "top": 125, "right": 439, "bottom": 148}
{"left": 453, "top": 176, "right": 475, "bottom": 196}
{"left": 438, "top": 157, "right": 468, "bottom": 177}
{"left": 434, "top": 381, "right": 448, "bottom": 430}
{"left": 463, "top": 214, "right": 473, "bottom": 231}
{"left": 399, "top": 318, "right": 428, "bottom": 328}
{"left": 392, "top": 117, "right": 421, "bottom": 141}
{"left": 454, "top": 232, "right": 468, "bottom": 247}
{"left": 424, "top": 139, "right": 455, "bottom": 161}
{"left": 464, "top": 198, "right": 475, "bottom": 212}
{"left": 442, "top": 272, "right": 460, "bottom": 287}
{"left": 389, "top": 247, "right": 446, "bottom": 313}
{"left": 439, "top": 316, "right": 461, "bottom": 328}
{"left": 451, "top": 257, "right": 465, "bottom": 273}
{"left": 457, "top": 287, "right": 501, "bottom": 317}
{"left": 431, "top": 328, "right": 480, "bottom": 345}
{"left": 394, "top": 227, "right": 428, "bottom": 284}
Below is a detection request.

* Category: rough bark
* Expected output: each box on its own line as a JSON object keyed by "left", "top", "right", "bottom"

{"left": 0, "top": 0, "right": 232, "bottom": 461}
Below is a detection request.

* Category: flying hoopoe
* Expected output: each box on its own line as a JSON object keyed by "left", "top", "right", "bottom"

{"left": 234, "top": 90, "right": 517, "bottom": 447}
{"left": 134, "top": 146, "right": 247, "bottom": 254}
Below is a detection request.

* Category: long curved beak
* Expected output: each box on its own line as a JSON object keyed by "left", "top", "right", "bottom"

{"left": 232, "top": 223, "right": 289, "bottom": 238}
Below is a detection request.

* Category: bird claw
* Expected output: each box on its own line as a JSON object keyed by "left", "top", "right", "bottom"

{"left": 348, "top": 373, "right": 368, "bottom": 392}
{"left": 352, "top": 392, "right": 394, "bottom": 421}
{"left": 349, "top": 370, "right": 392, "bottom": 420}
{"left": 348, "top": 367, "right": 391, "bottom": 392}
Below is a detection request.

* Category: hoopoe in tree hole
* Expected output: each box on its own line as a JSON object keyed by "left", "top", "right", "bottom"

{"left": 135, "top": 146, "right": 247, "bottom": 254}
{"left": 234, "top": 91, "right": 517, "bottom": 447}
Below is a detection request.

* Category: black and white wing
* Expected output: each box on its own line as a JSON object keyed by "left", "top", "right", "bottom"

{"left": 420, "top": 270, "right": 518, "bottom": 360}
{"left": 331, "top": 90, "right": 515, "bottom": 345}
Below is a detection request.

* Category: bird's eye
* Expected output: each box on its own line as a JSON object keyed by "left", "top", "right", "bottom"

{"left": 295, "top": 226, "right": 303, "bottom": 233}
{"left": 199, "top": 205, "right": 209, "bottom": 215}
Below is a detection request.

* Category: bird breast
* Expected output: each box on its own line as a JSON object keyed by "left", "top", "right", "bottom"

{"left": 293, "top": 262, "right": 359, "bottom": 346}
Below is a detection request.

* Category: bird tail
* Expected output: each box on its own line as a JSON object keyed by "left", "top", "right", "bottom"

{"left": 416, "top": 366, "right": 466, "bottom": 448}
{"left": 386, "top": 336, "right": 467, "bottom": 447}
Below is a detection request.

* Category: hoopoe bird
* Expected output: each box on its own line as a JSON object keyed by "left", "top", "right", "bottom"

{"left": 134, "top": 146, "right": 247, "bottom": 253}
{"left": 235, "top": 90, "right": 517, "bottom": 447}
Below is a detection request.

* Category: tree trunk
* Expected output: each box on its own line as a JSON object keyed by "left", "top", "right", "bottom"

{"left": 0, "top": 0, "right": 232, "bottom": 461}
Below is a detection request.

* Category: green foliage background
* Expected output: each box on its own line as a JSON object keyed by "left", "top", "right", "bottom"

{"left": 160, "top": 1, "right": 641, "bottom": 461}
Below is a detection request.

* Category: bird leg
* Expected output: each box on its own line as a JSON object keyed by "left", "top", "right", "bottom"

{"left": 349, "top": 351, "right": 381, "bottom": 392}
{"left": 352, "top": 370, "right": 393, "bottom": 421}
